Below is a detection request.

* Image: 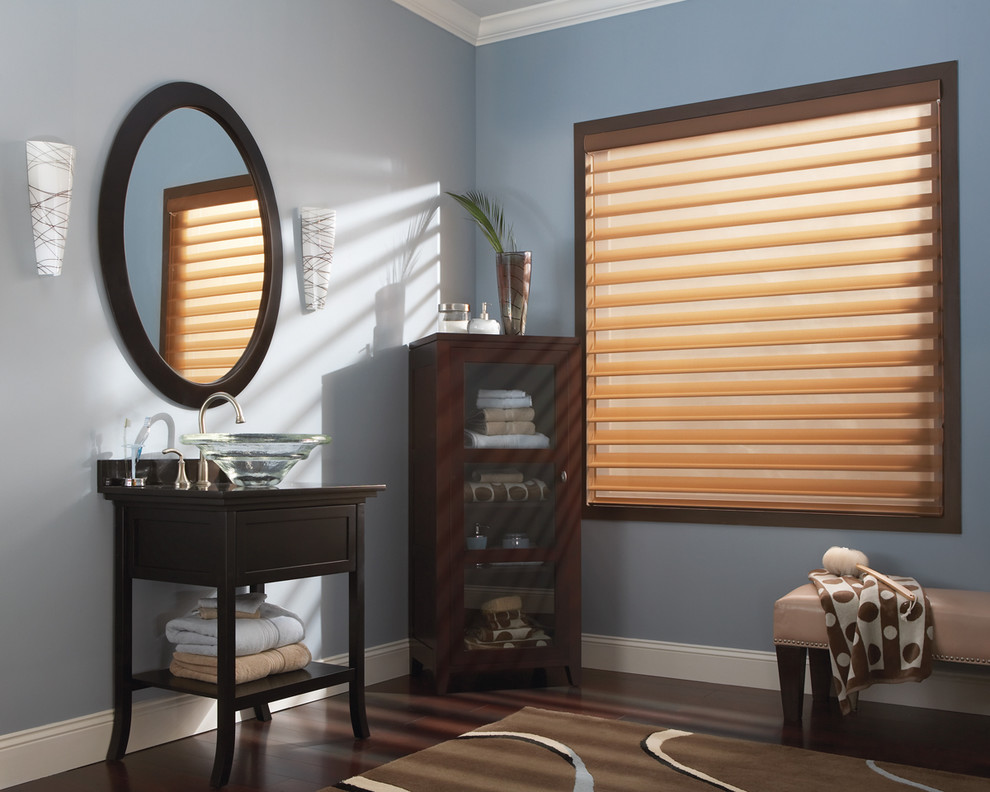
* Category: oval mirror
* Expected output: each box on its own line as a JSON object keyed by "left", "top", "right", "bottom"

{"left": 99, "top": 82, "right": 281, "bottom": 408}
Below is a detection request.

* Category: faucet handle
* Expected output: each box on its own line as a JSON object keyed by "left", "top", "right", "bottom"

{"left": 163, "top": 448, "right": 191, "bottom": 489}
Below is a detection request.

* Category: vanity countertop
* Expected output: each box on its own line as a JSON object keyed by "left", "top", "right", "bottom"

{"left": 98, "top": 480, "right": 385, "bottom": 506}
{"left": 97, "top": 459, "right": 384, "bottom": 505}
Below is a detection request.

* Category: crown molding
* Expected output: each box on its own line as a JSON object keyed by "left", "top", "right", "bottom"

{"left": 391, "top": 0, "right": 686, "bottom": 46}
{"left": 477, "top": 0, "right": 686, "bottom": 45}
{"left": 390, "top": 0, "right": 481, "bottom": 44}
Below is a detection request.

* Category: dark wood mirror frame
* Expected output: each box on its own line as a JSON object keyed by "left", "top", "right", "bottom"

{"left": 98, "top": 81, "right": 282, "bottom": 408}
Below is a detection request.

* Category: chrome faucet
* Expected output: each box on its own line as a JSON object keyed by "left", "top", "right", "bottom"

{"left": 196, "top": 392, "right": 246, "bottom": 487}
{"left": 133, "top": 412, "right": 176, "bottom": 452}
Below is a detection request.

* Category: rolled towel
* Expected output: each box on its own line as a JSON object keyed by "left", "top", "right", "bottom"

{"left": 464, "top": 479, "right": 549, "bottom": 503}
{"left": 482, "top": 595, "right": 523, "bottom": 612}
{"left": 170, "top": 642, "right": 312, "bottom": 685}
{"left": 166, "top": 602, "right": 304, "bottom": 657}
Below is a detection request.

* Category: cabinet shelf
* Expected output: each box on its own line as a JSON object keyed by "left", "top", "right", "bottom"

{"left": 408, "top": 334, "right": 581, "bottom": 694}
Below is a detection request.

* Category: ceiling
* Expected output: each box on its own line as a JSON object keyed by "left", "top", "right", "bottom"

{"left": 392, "top": 0, "right": 686, "bottom": 46}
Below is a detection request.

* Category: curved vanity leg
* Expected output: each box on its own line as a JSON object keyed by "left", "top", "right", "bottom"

{"left": 106, "top": 690, "right": 131, "bottom": 761}
{"left": 210, "top": 700, "right": 235, "bottom": 788}
{"left": 210, "top": 538, "right": 236, "bottom": 788}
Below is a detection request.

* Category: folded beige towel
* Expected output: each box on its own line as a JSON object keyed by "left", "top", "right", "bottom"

{"left": 197, "top": 607, "right": 261, "bottom": 620}
{"left": 473, "top": 421, "right": 536, "bottom": 436}
{"left": 474, "top": 407, "right": 535, "bottom": 422}
{"left": 169, "top": 642, "right": 312, "bottom": 685}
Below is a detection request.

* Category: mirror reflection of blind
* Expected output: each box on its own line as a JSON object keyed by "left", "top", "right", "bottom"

{"left": 161, "top": 175, "right": 264, "bottom": 384}
{"left": 584, "top": 80, "right": 946, "bottom": 517}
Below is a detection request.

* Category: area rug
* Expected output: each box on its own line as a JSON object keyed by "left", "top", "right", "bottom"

{"left": 328, "top": 706, "right": 989, "bottom": 791}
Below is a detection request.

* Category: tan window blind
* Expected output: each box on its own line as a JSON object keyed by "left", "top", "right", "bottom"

{"left": 583, "top": 78, "right": 950, "bottom": 519}
{"left": 161, "top": 176, "right": 264, "bottom": 384}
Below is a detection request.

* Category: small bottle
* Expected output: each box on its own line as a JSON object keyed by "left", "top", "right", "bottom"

{"left": 468, "top": 302, "right": 501, "bottom": 334}
{"left": 467, "top": 523, "right": 488, "bottom": 550}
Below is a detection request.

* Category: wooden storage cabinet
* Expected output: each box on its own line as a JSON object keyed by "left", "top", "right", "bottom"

{"left": 408, "top": 334, "right": 581, "bottom": 693}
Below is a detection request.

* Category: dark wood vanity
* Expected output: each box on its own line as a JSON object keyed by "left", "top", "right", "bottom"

{"left": 98, "top": 478, "right": 384, "bottom": 788}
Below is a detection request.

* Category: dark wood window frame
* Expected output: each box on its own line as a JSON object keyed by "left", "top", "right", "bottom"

{"left": 574, "top": 62, "right": 960, "bottom": 532}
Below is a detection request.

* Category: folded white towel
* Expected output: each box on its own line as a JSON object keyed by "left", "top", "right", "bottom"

{"left": 166, "top": 602, "right": 305, "bottom": 657}
{"left": 476, "top": 396, "right": 533, "bottom": 409}
{"left": 478, "top": 389, "right": 528, "bottom": 399}
{"left": 197, "top": 592, "right": 267, "bottom": 614}
{"left": 464, "top": 430, "right": 550, "bottom": 449}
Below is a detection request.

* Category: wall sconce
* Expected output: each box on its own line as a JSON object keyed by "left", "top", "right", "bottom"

{"left": 300, "top": 207, "right": 336, "bottom": 311}
{"left": 26, "top": 140, "right": 76, "bottom": 277}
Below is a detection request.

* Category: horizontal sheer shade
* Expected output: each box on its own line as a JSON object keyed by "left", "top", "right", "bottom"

{"left": 163, "top": 181, "right": 264, "bottom": 384}
{"left": 584, "top": 79, "right": 946, "bottom": 516}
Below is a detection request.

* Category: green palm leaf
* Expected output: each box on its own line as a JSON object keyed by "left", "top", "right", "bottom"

{"left": 446, "top": 190, "right": 516, "bottom": 253}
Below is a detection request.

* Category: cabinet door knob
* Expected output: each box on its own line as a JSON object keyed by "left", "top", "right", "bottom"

{"left": 560, "top": 470, "right": 568, "bottom": 483}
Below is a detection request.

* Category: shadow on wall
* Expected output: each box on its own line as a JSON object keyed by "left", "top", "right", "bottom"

{"left": 320, "top": 345, "right": 409, "bottom": 650}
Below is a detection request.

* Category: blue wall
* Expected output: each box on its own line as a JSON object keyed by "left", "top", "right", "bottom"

{"left": 476, "top": 0, "right": 990, "bottom": 649}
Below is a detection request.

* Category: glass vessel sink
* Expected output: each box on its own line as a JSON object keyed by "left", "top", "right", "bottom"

{"left": 180, "top": 433, "right": 331, "bottom": 488}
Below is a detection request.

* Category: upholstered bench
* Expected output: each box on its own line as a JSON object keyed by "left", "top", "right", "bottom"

{"left": 773, "top": 583, "right": 990, "bottom": 721}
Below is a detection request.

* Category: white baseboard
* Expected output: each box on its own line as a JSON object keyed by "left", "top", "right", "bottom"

{"left": 4, "top": 635, "right": 987, "bottom": 788}
{"left": 582, "top": 633, "right": 990, "bottom": 716}
{"left": 0, "top": 640, "right": 409, "bottom": 790}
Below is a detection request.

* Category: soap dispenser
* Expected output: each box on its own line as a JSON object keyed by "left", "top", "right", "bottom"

{"left": 468, "top": 302, "right": 500, "bottom": 334}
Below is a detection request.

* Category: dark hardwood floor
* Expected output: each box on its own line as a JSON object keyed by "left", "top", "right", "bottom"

{"left": 11, "top": 668, "right": 990, "bottom": 791}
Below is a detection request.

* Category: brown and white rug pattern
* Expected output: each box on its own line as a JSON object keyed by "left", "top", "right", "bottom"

{"left": 331, "top": 707, "right": 989, "bottom": 792}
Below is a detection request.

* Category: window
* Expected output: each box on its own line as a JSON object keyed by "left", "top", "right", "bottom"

{"left": 161, "top": 175, "right": 264, "bottom": 384}
{"left": 574, "top": 62, "right": 959, "bottom": 531}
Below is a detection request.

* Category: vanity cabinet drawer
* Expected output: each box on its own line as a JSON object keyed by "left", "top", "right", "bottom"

{"left": 237, "top": 505, "right": 355, "bottom": 582}
{"left": 130, "top": 509, "right": 225, "bottom": 582}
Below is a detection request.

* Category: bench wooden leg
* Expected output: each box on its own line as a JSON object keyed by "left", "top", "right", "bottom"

{"left": 775, "top": 644, "right": 807, "bottom": 722}
{"left": 808, "top": 648, "right": 832, "bottom": 708}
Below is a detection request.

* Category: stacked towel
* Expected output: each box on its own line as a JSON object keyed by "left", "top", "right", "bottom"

{"left": 165, "top": 593, "right": 310, "bottom": 684}
{"left": 465, "top": 390, "right": 550, "bottom": 448}
{"left": 170, "top": 643, "right": 312, "bottom": 685}
{"left": 467, "top": 407, "right": 537, "bottom": 436}
{"left": 464, "top": 595, "right": 551, "bottom": 650}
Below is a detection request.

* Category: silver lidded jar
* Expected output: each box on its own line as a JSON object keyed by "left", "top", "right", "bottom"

{"left": 438, "top": 303, "right": 470, "bottom": 332}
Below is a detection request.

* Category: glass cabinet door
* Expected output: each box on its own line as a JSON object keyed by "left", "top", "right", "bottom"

{"left": 457, "top": 359, "right": 562, "bottom": 656}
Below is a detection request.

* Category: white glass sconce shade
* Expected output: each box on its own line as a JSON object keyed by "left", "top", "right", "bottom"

{"left": 26, "top": 140, "right": 76, "bottom": 277}
{"left": 300, "top": 207, "right": 336, "bottom": 311}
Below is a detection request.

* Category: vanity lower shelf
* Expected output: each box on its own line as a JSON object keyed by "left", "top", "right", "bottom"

{"left": 133, "top": 661, "right": 354, "bottom": 708}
